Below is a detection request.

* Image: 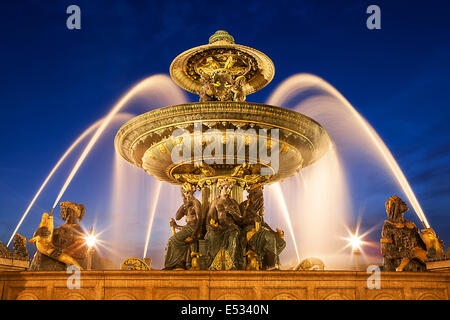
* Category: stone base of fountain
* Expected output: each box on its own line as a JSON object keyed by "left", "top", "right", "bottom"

{"left": 1, "top": 270, "right": 449, "bottom": 300}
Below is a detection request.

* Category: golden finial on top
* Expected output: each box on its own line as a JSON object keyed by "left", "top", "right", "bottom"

{"left": 208, "top": 30, "right": 235, "bottom": 44}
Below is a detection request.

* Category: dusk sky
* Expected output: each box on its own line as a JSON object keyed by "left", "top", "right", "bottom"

{"left": 0, "top": 1, "right": 449, "bottom": 266}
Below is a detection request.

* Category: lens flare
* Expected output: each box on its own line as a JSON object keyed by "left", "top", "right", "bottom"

{"left": 85, "top": 234, "right": 97, "bottom": 248}
{"left": 348, "top": 234, "right": 362, "bottom": 251}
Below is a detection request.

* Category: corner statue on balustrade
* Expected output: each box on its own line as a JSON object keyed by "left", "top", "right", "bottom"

{"left": 239, "top": 185, "right": 286, "bottom": 270}
{"left": 0, "top": 233, "right": 29, "bottom": 261}
{"left": 163, "top": 183, "right": 202, "bottom": 270}
{"left": 29, "top": 201, "right": 88, "bottom": 271}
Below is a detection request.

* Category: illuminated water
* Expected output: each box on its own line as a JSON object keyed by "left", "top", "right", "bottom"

{"left": 268, "top": 73, "right": 429, "bottom": 228}
{"left": 267, "top": 73, "right": 430, "bottom": 268}
{"left": 8, "top": 74, "right": 187, "bottom": 250}
{"left": 265, "top": 148, "right": 350, "bottom": 269}
{"left": 6, "top": 113, "right": 133, "bottom": 247}
{"left": 143, "top": 180, "right": 162, "bottom": 258}
{"left": 51, "top": 75, "right": 187, "bottom": 210}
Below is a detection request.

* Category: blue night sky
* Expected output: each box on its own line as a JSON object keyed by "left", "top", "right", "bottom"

{"left": 0, "top": 1, "right": 449, "bottom": 264}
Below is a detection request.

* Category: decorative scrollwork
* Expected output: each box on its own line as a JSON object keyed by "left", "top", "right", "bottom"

{"left": 120, "top": 257, "right": 152, "bottom": 271}
{"left": 294, "top": 257, "right": 325, "bottom": 271}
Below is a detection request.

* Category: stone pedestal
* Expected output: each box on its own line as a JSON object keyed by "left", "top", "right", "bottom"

{"left": 1, "top": 270, "right": 449, "bottom": 300}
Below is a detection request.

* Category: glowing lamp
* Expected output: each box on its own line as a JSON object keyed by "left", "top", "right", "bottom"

{"left": 349, "top": 234, "right": 362, "bottom": 252}
{"left": 85, "top": 234, "right": 97, "bottom": 248}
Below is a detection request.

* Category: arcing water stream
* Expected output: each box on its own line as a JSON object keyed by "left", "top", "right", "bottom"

{"left": 6, "top": 113, "right": 133, "bottom": 247}
{"left": 143, "top": 180, "right": 162, "bottom": 258}
{"left": 51, "top": 75, "right": 187, "bottom": 211}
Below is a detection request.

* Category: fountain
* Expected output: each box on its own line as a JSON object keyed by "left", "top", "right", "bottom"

{"left": 1, "top": 30, "right": 449, "bottom": 300}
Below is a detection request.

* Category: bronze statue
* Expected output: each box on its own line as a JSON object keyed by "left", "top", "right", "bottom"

{"left": 198, "top": 68, "right": 247, "bottom": 102}
{"left": 29, "top": 201, "right": 88, "bottom": 271}
{"left": 163, "top": 183, "right": 202, "bottom": 270}
{"left": 29, "top": 212, "right": 83, "bottom": 269}
{"left": 239, "top": 185, "right": 285, "bottom": 270}
{"left": 380, "top": 196, "right": 427, "bottom": 271}
{"left": 205, "top": 179, "right": 244, "bottom": 270}
{"left": 199, "top": 71, "right": 214, "bottom": 102}
{"left": 190, "top": 251, "right": 202, "bottom": 271}
{"left": 54, "top": 201, "right": 87, "bottom": 259}
{"left": 211, "top": 70, "right": 234, "bottom": 101}
{"left": 231, "top": 75, "right": 246, "bottom": 102}
{"left": 420, "top": 227, "right": 444, "bottom": 258}
{"left": 244, "top": 249, "right": 259, "bottom": 271}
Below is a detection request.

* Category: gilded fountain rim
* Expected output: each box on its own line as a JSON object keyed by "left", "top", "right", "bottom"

{"left": 169, "top": 42, "right": 275, "bottom": 96}
{"left": 114, "top": 101, "right": 331, "bottom": 186}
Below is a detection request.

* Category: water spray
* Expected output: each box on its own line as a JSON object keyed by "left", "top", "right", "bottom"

{"left": 7, "top": 113, "right": 133, "bottom": 247}
{"left": 267, "top": 73, "right": 431, "bottom": 228}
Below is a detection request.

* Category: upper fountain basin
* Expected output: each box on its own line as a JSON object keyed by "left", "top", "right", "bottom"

{"left": 114, "top": 101, "right": 331, "bottom": 187}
